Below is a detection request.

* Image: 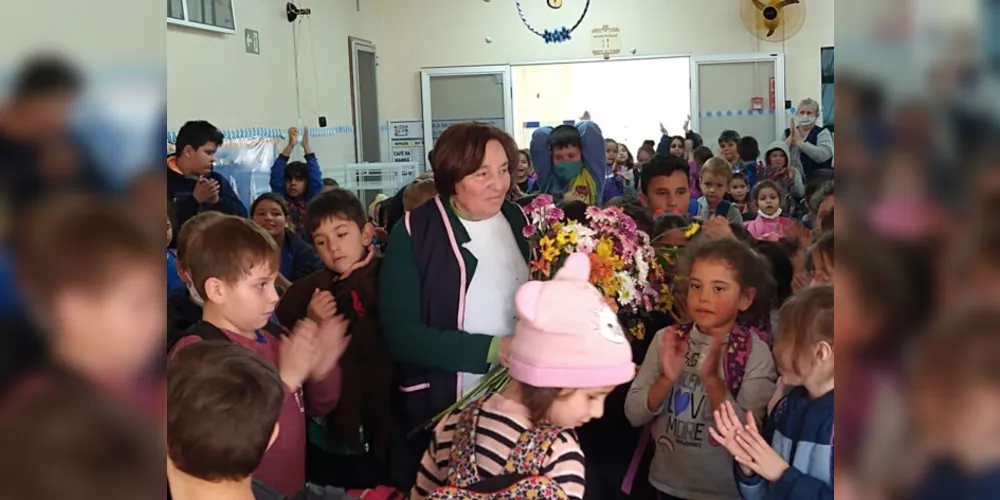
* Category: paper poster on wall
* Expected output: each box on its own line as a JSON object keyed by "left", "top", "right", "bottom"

{"left": 389, "top": 118, "right": 506, "bottom": 168}
{"left": 388, "top": 120, "right": 425, "bottom": 164}
{"left": 430, "top": 118, "right": 506, "bottom": 141}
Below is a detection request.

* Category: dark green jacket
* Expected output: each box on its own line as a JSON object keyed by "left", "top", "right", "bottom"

{"left": 378, "top": 195, "right": 529, "bottom": 374}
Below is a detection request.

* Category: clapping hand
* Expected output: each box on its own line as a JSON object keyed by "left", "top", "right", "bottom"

{"left": 192, "top": 176, "right": 220, "bottom": 204}
{"left": 278, "top": 320, "right": 319, "bottom": 389}
{"left": 658, "top": 331, "right": 688, "bottom": 383}
{"left": 709, "top": 401, "right": 754, "bottom": 474}
{"left": 699, "top": 336, "right": 724, "bottom": 384}
{"left": 733, "top": 408, "right": 790, "bottom": 482}
{"left": 287, "top": 127, "right": 299, "bottom": 146}
{"left": 310, "top": 315, "right": 351, "bottom": 380}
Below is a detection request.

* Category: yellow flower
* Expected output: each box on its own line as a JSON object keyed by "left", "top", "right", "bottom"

{"left": 595, "top": 238, "right": 614, "bottom": 259}
{"left": 684, "top": 222, "right": 701, "bottom": 239}
{"left": 655, "top": 283, "right": 674, "bottom": 313}
{"left": 556, "top": 229, "right": 577, "bottom": 247}
{"left": 629, "top": 322, "right": 646, "bottom": 341}
{"left": 540, "top": 244, "right": 560, "bottom": 263}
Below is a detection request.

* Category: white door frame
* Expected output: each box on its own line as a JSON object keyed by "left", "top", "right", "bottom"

{"left": 689, "top": 53, "right": 786, "bottom": 141}
{"left": 350, "top": 37, "right": 380, "bottom": 162}
{"left": 420, "top": 65, "right": 514, "bottom": 163}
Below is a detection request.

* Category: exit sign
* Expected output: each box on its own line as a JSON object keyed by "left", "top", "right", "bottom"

{"left": 245, "top": 29, "right": 260, "bottom": 55}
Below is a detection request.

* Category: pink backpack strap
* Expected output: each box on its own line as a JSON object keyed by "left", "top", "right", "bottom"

{"left": 724, "top": 325, "right": 754, "bottom": 399}
{"left": 621, "top": 425, "right": 651, "bottom": 494}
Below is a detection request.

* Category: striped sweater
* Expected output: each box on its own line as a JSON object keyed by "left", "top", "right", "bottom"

{"left": 411, "top": 393, "right": 586, "bottom": 499}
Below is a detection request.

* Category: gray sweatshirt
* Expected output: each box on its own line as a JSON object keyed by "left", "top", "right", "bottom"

{"left": 788, "top": 128, "right": 834, "bottom": 173}
{"left": 695, "top": 197, "right": 744, "bottom": 226}
{"left": 624, "top": 325, "right": 777, "bottom": 500}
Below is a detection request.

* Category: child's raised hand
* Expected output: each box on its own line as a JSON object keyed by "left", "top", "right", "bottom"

{"left": 683, "top": 115, "right": 691, "bottom": 133}
{"left": 301, "top": 126, "right": 310, "bottom": 150}
{"left": 279, "top": 320, "right": 319, "bottom": 389}
{"left": 709, "top": 401, "right": 752, "bottom": 473}
{"left": 658, "top": 331, "right": 687, "bottom": 382}
{"left": 310, "top": 315, "right": 351, "bottom": 380}
{"left": 659, "top": 122, "right": 668, "bottom": 135}
{"left": 734, "top": 412, "right": 791, "bottom": 481}
{"left": 287, "top": 127, "right": 299, "bottom": 145}
{"left": 307, "top": 288, "right": 337, "bottom": 324}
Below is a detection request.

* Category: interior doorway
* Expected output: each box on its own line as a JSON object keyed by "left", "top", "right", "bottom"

{"left": 349, "top": 37, "right": 381, "bottom": 162}
{"left": 511, "top": 57, "right": 692, "bottom": 152}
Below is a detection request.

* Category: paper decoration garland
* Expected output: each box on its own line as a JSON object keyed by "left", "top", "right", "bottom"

{"left": 516, "top": 0, "right": 590, "bottom": 44}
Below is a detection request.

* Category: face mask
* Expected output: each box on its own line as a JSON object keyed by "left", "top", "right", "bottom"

{"left": 186, "top": 280, "right": 205, "bottom": 306}
{"left": 795, "top": 114, "right": 816, "bottom": 127}
{"left": 553, "top": 160, "right": 584, "bottom": 181}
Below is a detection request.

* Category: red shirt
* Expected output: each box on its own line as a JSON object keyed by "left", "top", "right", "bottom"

{"left": 170, "top": 328, "right": 342, "bottom": 495}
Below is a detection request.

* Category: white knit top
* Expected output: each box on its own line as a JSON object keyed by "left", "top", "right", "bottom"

{"left": 458, "top": 211, "right": 529, "bottom": 396}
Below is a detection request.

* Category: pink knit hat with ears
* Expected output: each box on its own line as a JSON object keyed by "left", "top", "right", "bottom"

{"left": 507, "top": 253, "right": 635, "bottom": 389}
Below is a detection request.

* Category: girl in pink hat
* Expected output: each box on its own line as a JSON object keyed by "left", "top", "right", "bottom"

{"left": 412, "top": 253, "right": 636, "bottom": 500}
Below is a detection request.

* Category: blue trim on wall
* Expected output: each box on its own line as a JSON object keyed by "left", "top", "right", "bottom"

{"left": 699, "top": 109, "right": 793, "bottom": 118}
{"left": 166, "top": 125, "right": 356, "bottom": 142}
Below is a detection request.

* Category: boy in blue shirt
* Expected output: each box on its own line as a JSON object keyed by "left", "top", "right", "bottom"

{"left": 167, "top": 120, "right": 246, "bottom": 248}
{"left": 269, "top": 126, "right": 323, "bottom": 236}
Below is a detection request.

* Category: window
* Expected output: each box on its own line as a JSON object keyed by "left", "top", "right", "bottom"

{"left": 167, "top": 0, "right": 236, "bottom": 34}
{"left": 821, "top": 47, "right": 834, "bottom": 131}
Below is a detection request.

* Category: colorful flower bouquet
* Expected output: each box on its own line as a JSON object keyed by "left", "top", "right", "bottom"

{"left": 412, "top": 195, "right": 686, "bottom": 435}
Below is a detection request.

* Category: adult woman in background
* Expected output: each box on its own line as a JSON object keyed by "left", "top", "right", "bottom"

{"left": 787, "top": 97, "right": 835, "bottom": 182}
{"left": 378, "top": 123, "right": 530, "bottom": 490}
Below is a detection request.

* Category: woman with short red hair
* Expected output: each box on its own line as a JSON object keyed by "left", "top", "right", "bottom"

{"left": 378, "top": 123, "right": 530, "bottom": 490}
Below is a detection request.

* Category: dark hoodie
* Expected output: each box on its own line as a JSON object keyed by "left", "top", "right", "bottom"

{"left": 274, "top": 255, "right": 394, "bottom": 468}
{"left": 759, "top": 141, "right": 805, "bottom": 208}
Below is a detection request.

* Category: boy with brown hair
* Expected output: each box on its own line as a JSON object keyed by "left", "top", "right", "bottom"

{"left": 168, "top": 341, "right": 360, "bottom": 500}
{"left": 167, "top": 210, "right": 225, "bottom": 352}
{"left": 696, "top": 157, "right": 744, "bottom": 225}
{"left": 169, "top": 216, "right": 350, "bottom": 495}
{"left": 13, "top": 195, "right": 165, "bottom": 413}
{"left": 275, "top": 189, "right": 393, "bottom": 489}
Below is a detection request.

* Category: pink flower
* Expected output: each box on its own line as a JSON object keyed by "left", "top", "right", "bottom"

{"left": 525, "top": 194, "right": 555, "bottom": 213}
{"left": 523, "top": 225, "right": 536, "bottom": 238}
{"left": 543, "top": 207, "right": 565, "bottom": 225}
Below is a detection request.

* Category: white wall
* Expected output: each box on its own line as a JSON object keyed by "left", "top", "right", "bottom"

{"left": 378, "top": 0, "right": 834, "bottom": 121}
{"left": 164, "top": 0, "right": 834, "bottom": 163}
{"left": 167, "top": 0, "right": 383, "bottom": 164}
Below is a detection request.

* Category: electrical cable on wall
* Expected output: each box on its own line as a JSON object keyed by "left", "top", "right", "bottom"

{"left": 287, "top": 2, "right": 323, "bottom": 127}
{"left": 292, "top": 20, "right": 303, "bottom": 126}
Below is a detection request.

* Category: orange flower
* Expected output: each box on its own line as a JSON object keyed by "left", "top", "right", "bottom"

{"left": 529, "top": 259, "right": 551, "bottom": 278}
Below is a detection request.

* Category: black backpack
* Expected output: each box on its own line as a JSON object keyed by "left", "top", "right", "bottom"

{"left": 713, "top": 199, "right": 733, "bottom": 218}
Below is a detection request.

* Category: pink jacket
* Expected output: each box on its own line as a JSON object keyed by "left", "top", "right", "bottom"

{"left": 746, "top": 215, "right": 796, "bottom": 240}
